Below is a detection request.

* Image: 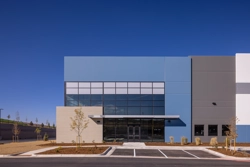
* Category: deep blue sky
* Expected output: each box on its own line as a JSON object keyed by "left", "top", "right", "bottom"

{"left": 0, "top": 0, "right": 250, "bottom": 125}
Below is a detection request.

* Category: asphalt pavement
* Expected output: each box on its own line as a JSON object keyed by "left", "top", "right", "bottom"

{"left": 0, "top": 157, "right": 249, "bottom": 167}
{"left": 111, "top": 148, "right": 220, "bottom": 159}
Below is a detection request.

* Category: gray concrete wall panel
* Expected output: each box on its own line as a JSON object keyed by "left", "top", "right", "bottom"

{"left": 191, "top": 56, "right": 235, "bottom": 142}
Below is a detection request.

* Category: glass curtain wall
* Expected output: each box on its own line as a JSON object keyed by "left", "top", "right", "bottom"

{"left": 103, "top": 119, "right": 164, "bottom": 142}
{"left": 66, "top": 94, "right": 165, "bottom": 115}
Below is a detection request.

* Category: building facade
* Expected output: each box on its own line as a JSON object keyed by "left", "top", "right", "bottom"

{"left": 56, "top": 53, "right": 250, "bottom": 143}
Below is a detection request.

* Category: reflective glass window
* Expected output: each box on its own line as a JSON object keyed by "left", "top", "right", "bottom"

{"left": 104, "top": 118, "right": 116, "bottom": 125}
{"left": 79, "top": 95, "right": 91, "bottom": 100}
{"left": 116, "top": 107, "right": 127, "bottom": 115}
{"left": 66, "top": 82, "right": 78, "bottom": 88}
{"left": 116, "top": 88, "right": 127, "bottom": 94}
{"left": 66, "top": 100, "right": 78, "bottom": 106}
{"left": 104, "top": 82, "right": 115, "bottom": 87}
{"left": 103, "top": 125, "right": 115, "bottom": 141}
{"left": 116, "top": 95, "right": 127, "bottom": 100}
{"left": 91, "top": 88, "right": 103, "bottom": 94}
{"left": 154, "top": 107, "right": 165, "bottom": 115}
{"left": 153, "top": 101, "right": 165, "bottom": 106}
{"left": 128, "top": 88, "right": 140, "bottom": 94}
{"left": 153, "top": 119, "right": 164, "bottom": 141}
{"left": 104, "top": 107, "right": 116, "bottom": 115}
{"left": 116, "top": 118, "right": 127, "bottom": 125}
{"left": 66, "top": 95, "right": 78, "bottom": 101}
{"left": 79, "top": 100, "right": 90, "bottom": 106}
{"left": 127, "top": 95, "right": 141, "bottom": 100}
{"left": 104, "top": 88, "right": 115, "bottom": 94}
{"left": 208, "top": 125, "right": 218, "bottom": 136}
{"left": 128, "top": 119, "right": 140, "bottom": 124}
{"left": 103, "top": 95, "right": 116, "bottom": 100}
{"left": 103, "top": 101, "right": 116, "bottom": 107}
{"left": 128, "top": 101, "right": 140, "bottom": 106}
{"left": 116, "top": 82, "right": 127, "bottom": 87}
{"left": 91, "top": 95, "right": 103, "bottom": 100}
{"left": 153, "top": 95, "right": 165, "bottom": 100}
{"left": 115, "top": 125, "right": 127, "bottom": 141}
{"left": 127, "top": 107, "right": 141, "bottom": 115}
{"left": 79, "top": 82, "right": 90, "bottom": 87}
{"left": 116, "top": 101, "right": 127, "bottom": 106}
{"left": 194, "top": 125, "right": 204, "bottom": 136}
{"left": 141, "top": 126, "right": 153, "bottom": 142}
{"left": 141, "top": 95, "right": 153, "bottom": 101}
{"left": 141, "top": 119, "right": 152, "bottom": 126}
{"left": 79, "top": 88, "right": 90, "bottom": 94}
{"left": 66, "top": 88, "right": 78, "bottom": 94}
{"left": 141, "top": 88, "right": 152, "bottom": 94}
{"left": 91, "top": 100, "right": 102, "bottom": 106}
{"left": 141, "top": 107, "right": 153, "bottom": 115}
{"left": 141, "top": 101, "right": 153, "bottom": 106}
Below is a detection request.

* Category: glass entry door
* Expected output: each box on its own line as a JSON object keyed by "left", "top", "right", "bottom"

{"left": 127, "top": 125, "right": 140, "bottom": 142}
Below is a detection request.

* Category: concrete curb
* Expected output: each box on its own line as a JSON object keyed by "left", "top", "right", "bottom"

{"left": 204, "top": 148, "right": 250, "bottom": 160}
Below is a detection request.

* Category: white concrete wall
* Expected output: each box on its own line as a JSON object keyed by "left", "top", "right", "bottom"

{"left": 56, "top": 106, "right": 103, "bottom": 143}
{"left": 236, "top": 53, "right": 250, "bottom": 125}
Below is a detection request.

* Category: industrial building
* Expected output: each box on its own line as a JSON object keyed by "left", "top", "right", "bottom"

{"left": 56, "top": 53, "right": 250, "bottom": 143}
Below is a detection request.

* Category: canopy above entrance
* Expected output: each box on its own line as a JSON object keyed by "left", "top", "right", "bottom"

{"left": 88, "top": 115, "right": 180, "bottom": 119}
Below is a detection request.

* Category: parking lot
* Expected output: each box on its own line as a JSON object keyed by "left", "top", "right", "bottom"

{"left": 111, "top": 149, "right": 220, "bottom": 159}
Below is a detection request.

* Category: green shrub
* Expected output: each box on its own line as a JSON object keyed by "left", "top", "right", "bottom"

{"left": 169, "top": 136, "right": 174, "bottom": 144}
{"left": 195, "top": 137, "right": 201, "bottom": 145}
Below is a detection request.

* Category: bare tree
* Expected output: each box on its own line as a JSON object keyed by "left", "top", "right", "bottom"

{"left": 12, "top": 123, "right": 21, "bottom": 142}
{"left": 70, "top": 108, "right": 89, "bottom": 146}
{"left": 226, "top": 116, "right": 239, "bottom": 152}
{"left": 25, "top": 117, "right": 28, "bottom": 123}
{"left": 46, "top": 120, "right": 49, "bottom": 126}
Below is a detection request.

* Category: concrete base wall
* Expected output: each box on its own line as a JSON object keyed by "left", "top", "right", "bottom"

{"left": 56, "top": 106, "right": 103, "bottom": 143}
{"left": 0, "top": 123, "right": 56, "bottom": 140}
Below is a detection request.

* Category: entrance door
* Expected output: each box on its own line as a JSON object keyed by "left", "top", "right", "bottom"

{"left": 127, "top": 125, "right": 140, "bottom": 142}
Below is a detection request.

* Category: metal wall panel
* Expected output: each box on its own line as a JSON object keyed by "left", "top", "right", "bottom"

{"left": 191, "top": 56, "right": 235, "bottom": 142}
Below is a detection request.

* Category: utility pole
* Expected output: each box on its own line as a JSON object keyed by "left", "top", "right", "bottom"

{"left": 0, "top": 108, "right": 3, "bottom": 140}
